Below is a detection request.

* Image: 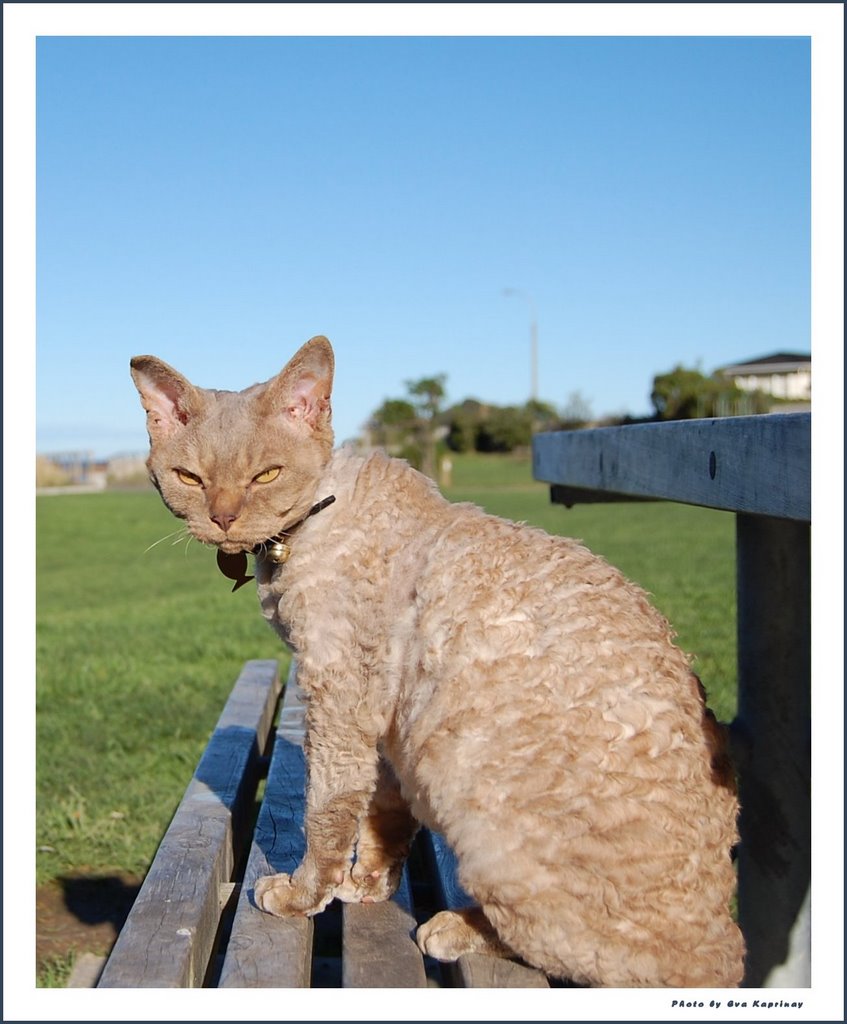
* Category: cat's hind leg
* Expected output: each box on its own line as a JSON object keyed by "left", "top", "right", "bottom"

{"left": 416, "top": 907, "right": 513, "bottom": 961}
{"left": 336, "top": 757, "right": 419, "bottom": 904}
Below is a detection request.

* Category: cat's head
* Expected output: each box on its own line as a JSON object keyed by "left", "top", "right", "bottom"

{"left": 131, "top": 335, "right": 335, "bottom": 554}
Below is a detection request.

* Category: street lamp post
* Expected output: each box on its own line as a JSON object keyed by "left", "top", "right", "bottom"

{"left": 502, "top": 287, "right": 538, "bottom": 401}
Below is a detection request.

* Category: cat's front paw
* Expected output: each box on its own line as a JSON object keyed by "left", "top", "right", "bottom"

{"left": 253, "top": 872, "right": 333, "bottom": 917}
{"left": 335, "top": 860, "right": 403, "bottom": 905}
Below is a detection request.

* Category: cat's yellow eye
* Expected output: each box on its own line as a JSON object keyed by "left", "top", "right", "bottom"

{"left": 175, "top": 468, "right": 203, "bottom": 487}
{"left": 253, "top": 466, "right": 281, "bottom": 485}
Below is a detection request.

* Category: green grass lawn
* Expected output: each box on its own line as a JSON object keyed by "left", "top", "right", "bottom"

{"left": 36, "top": 452, "right": 737, "bottom": 890}
{"left": 36, "top": 490, "right": 285, "bottom": 884}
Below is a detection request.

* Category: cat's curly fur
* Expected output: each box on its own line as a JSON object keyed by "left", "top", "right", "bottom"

{"left": 131, "top": 335, "right": 745, "bottom": 987}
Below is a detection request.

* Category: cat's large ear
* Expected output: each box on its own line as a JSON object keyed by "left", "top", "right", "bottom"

{"left": 266, "top": 335, "right": 335, "bottom": 435}
{"left": 130, "top": 356, "right": 202, "bottom": 441}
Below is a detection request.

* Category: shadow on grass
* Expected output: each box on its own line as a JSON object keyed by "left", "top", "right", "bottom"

{"left": 37, "top": 873, "right": 143, "bottom": 981}
{"left": 58, "top": 873, "right": 141, "bottom": 933}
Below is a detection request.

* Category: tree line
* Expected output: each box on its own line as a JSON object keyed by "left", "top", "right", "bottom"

{"left": 365, "top": 364, "right": 775, "bottom": 472}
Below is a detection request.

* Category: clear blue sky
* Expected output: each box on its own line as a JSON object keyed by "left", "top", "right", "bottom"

{"left": 36, "top": 34, "right": 810, "bottom": 456}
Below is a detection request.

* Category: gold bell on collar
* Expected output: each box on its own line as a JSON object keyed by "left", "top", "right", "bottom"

{"left": 267, "top": 539, "right": 291, "bottom": 565}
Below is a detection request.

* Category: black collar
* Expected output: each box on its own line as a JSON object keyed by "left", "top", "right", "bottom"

{"left": 216, "top": 494, "right": 336, "bottom": 592}
{"left": 253, "top": 494, "right": 337, "bottom": 561}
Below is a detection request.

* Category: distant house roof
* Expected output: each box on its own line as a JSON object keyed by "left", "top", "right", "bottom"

{"left": 718, "top": 352, "right": 811, "bottom": 375}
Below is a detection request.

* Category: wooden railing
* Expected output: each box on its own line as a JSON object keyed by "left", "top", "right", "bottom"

{"left": 533, "top": 411, "right": 811, "bottom": 987}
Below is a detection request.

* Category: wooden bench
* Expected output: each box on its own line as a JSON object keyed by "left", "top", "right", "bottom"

{"left": 94, "top": 413, "right": 809, "bottom": 989}
{"left": 533, "top": 411, "right": 811, "bottom": 988}
{"left": 96, "top": 659, "right": 552, "bottom": 988}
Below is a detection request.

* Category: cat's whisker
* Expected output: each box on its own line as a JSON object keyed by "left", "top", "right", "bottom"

{"left": 144, "top": 528, "right": 190, "bottom": 554}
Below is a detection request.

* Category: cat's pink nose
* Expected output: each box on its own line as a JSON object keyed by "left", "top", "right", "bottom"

{"left": 210, "top": 512, "right": 239, "bottom": 532}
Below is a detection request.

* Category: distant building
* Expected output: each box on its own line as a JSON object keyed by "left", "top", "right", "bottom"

{"left": 41, "top": 450, "right": 98, "bottom": 484}
{"left": 36, "top": 451, "right": 150, "bottom": 490}
{"left": 107, "top": 453, "right": 149, "bottom": 483}
{"left": 36, "top": 450, "right": 108, "bottom": 490}
{"left": 717, "top": 352, "right": 811, "bottom": 403}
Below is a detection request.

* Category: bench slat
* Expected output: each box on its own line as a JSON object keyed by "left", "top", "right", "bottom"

{"left": 424, "top": 831, "right": 550, "bottom": 988}
{"left": 533, "top": 411, "right": 811, "bottom": 520}
{"left": 97, "top": 659, "right": 282, "bottom": 988}
{"left": 342, "top": 868, "right": 428, "bottom": 987}
{"left": 457, "top": 952, "right": 550, "bottom": 987}
{"left": 218, "top": 664, "right": 313, "bottom": 987}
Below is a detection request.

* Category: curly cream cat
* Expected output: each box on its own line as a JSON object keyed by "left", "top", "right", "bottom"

{"left": 131, "top": 335, "right": 744, "bottom": 987}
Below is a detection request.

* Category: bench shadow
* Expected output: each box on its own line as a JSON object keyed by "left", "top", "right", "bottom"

{"left": 58, "top": 874, "right": 141, "bottom": 934}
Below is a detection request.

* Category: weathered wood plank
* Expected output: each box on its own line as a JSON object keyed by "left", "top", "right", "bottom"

{"left": 218, "top": 663, "right": 313, "bottom": 987}
{"left": 735, "top": 515, "right": 811, "bottom": 986}
{"left": 424, "top": 829, "right": 474, "bottom": 909}
{"left": 423, "top": 831, "right": 549, "bottom": 988}
{"left": 533, "top": 412, "right": 810, "bottom": 520}
{"left": 457, "top": 952, "right": 550, "bottom": 987}
{"left": 342, "top": 868, "right": 427, "bottom": 987}
{"left": 98, "top": 660, "right": 282, "bottom": 988}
